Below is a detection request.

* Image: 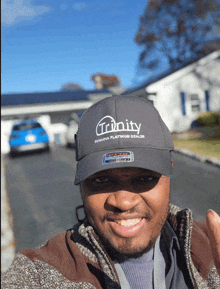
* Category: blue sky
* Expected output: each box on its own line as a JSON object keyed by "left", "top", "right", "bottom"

{"left": 1, "top": 0, "right": 148, "bottom": 94}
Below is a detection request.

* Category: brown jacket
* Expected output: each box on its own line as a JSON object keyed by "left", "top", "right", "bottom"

{"left": 2, "top": 204, "right": 220, "bottom": 288}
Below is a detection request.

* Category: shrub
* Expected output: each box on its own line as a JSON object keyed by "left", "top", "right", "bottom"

{"left": 197, "top": 111, "right": 220, "bottom": 127}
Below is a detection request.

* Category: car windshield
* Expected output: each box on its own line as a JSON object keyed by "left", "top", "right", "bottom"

{"left": 13, "top": 122, "right": 42, "bottom": 131}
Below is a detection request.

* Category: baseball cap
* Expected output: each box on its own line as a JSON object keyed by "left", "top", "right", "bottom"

{"left": 74, "top": 95, "right": 174, "bottom": 185}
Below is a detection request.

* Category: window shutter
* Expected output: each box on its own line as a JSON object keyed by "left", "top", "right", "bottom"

{"left": 205, "top": 90, "right": 210, "bottom": 111}
{"left": 180, "top": 92, "right": 186, "bottom": 116}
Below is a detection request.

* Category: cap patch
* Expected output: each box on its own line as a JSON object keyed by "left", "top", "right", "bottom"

{"left": 102, "top": 151, "right": 134, "bottom": 165}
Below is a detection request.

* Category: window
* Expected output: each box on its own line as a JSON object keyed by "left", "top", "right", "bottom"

{"left": 13, "top": 122, "right": 42, "bottom": 131}
{"left": 180, "top": 92, "right": 186, "bottom": 116}
{"left": 190, "top": 94, "right": 200, "bottom": 112}
{"left": 205, "top": 90, "right": 210, "bottom": 111}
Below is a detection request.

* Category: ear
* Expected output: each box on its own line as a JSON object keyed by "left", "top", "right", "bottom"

{"left": 171, "top": 159, "right": 174, "bottom": 168}
{"left": 79, "top": 183, "right": 83, "bottom": 194}
{"left": 79, "top": 182, "right": 86, "bottom": 200}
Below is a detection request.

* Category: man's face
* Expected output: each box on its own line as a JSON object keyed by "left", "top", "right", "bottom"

{"left": 81, "top": 167, "right": 170, "bottom": 257}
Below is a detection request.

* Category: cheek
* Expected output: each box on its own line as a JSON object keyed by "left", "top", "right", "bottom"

{"left": 83, "top": 194, "right": 106, "bottom": 221}
{"left": 142, "top": 178, "right": 170, "bottom": 212}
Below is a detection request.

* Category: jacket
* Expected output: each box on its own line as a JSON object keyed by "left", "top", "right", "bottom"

{"left": 2, "top": 204, "right": 220, "bottom": 288}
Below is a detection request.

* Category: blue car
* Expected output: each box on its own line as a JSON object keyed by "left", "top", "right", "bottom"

{"left": 9, "top": 119, "right": 50, "bottom": 157}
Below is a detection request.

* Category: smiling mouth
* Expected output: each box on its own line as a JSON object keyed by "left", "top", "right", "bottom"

{"left": 108, "top": 218, "right": 145, "bottom": 238}
{"left": 113, "top": 218, "right": 142, "bottom": 227}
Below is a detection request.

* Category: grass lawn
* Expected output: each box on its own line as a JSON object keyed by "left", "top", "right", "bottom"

{"left": 173, "top": 139, "right": 220, "bottom": 160}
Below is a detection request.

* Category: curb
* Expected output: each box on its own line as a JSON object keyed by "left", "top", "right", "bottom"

{"left": 1, "top": 155, "right": 15, "bottom": 273}
{"left": 174, "top": 148, "right": 220, "bottom": 168}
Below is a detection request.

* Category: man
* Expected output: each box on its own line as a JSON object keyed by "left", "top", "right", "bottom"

{"left": 2, "top": 95, "right": 220, "bottom": 288}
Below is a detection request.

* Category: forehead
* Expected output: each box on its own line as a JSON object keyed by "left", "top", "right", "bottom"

{"left": 87, "top": 167, "right": 161, "bottom": 178}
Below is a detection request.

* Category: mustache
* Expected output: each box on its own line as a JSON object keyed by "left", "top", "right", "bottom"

{"left": 101, "top": 206, "right": 153, "bottom": 222}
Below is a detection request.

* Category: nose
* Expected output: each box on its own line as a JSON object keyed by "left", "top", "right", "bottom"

{"left": 105, "top": 190, "right": 141, "bottom": 212}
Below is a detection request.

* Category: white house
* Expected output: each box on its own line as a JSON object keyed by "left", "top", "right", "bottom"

{"left": 1, "top": 88, "right": 123, "bottom": 154}
{"left": 124, "top": 50, "right": 220, "bottom": 132}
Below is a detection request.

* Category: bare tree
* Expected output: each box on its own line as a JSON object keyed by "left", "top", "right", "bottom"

{"left": 61, "top": 83, "right": 84, "bottom": 91}
{"left": 135, "top": 0, "right": 220, "bottom": 75}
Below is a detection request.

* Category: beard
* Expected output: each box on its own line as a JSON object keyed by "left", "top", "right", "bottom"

{"left": 96, "top": 232, "right": 155, "bottom": 261}
{"left": 84, "top": 203, "right": 169, "bottom": 262}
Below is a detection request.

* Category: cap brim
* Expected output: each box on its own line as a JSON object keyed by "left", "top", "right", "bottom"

{"left": 74, "top": 147, "right": 173, "bottom": 185}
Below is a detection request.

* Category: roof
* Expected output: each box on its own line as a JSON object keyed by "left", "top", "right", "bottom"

{"left": 123, "top": 50, "right": 220, "bottom": 95}
{"left": 13, "top": 118, "right": 38, "bottom": 126}
{"left": 1, "top": 89, "right": 110, "bottom": 106}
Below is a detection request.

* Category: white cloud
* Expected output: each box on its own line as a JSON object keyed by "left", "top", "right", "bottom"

{"left": 1, "top": 0, "right": 50, "bottom": 26}
{"left": 72, "top": 2, "right": 87, "bottom": 11}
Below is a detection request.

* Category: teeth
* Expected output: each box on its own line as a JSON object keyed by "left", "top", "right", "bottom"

{"left": 114, "top": 218, "right": 142, "bottom": 227}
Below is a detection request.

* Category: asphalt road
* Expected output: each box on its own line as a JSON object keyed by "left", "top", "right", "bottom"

{"left": 4, "top": 146, "right": 220, "bottom": 253}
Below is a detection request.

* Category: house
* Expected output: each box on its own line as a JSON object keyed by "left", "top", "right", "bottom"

{"left": 123, "top": 50, "right": 220, "bottom": 132}
{"left": 1, "top": 88, "right": 118, "bottom": 153}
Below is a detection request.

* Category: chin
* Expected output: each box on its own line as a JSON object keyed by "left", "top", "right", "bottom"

{"left": 115, "top": 240, "right": 155, "bottom": 259}
{"left": 96, "top": 232, "right": 156, "bottom": 261}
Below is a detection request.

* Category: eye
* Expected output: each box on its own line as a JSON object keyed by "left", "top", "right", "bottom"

{"left": 140, "top": 176, "right": 153, "bottom": 181}
{"left": 135, "top": 175, "right": 159, "bottom": 183}
{"left": 90, "top": 176, "right": 115, "bottom": 188}
{"left": 93, "top": 176, "right": 110, "bottom": 184}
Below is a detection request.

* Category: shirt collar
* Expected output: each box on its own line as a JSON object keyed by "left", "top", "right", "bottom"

{"left": 161, "top": 221, "right": 181, "bottom": 252}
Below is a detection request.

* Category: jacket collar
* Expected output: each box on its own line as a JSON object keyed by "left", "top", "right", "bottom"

{"left": 71, "top": 204, "right": 215, "bottom": 287}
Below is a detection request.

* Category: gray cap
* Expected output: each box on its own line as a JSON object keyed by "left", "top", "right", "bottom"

{"left": 74, "top": 95, "right": 174, "bottom": 185}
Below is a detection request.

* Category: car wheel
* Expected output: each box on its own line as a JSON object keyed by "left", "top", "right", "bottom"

{"left": 10, "top": 151, "right": 17, "bottom": 158}
{"left": 67, "top": 142, "right": 75, "bottom": 149}
{"left": 66, "top": 142, "right": 71, "bottom": 148}
{"left": 44, "top": 145, "right": 50, "bottom": 152}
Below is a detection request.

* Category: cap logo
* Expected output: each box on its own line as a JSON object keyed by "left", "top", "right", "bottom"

{"left": 96, "top": 115, "right": 141, "bottom": 136}
{"left": 102, "top": 151, "right": 134, "bottom": 164}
